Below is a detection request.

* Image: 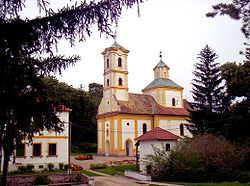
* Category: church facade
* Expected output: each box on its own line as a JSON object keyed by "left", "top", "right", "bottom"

{"left": 97, "top": 43, "right": 192, "bottom": 156}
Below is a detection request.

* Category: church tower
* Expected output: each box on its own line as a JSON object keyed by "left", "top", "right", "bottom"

{"left": 142, "top": 52, "right": 184, "bottom": 108}
{"left": 154, "top": 52, "right": 170, "bottom": 79}
{"left": 100, "top": 42, "right": 129, "bottom": 113}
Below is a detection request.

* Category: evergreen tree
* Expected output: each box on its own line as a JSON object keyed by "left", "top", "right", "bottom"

{"left": 0, "top": 0, "right": 142, "bottom": 184}
{"left": 190, "top": 45, "right": 229, "bottom": 134}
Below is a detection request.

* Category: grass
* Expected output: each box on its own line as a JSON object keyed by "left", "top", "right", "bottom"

{"left": 74, "top": 170, "right": 101, "bottom": 177}
{"left": 93, "top": 164, "right": 138, "bottom": 176}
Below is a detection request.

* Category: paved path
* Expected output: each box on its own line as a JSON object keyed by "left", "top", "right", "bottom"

{"left": 71, "top": 155, "right": 179, "bottom": 186}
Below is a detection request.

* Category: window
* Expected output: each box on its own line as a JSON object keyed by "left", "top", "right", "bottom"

{"left": 48, "top": 143, "right": 57, "bottom": 156}
{"left": 172, "top": 98, "right": 176, "bottom": 106}
{"left": 107, "top": 79, "right": 109, "bottom": 87}
{"left": 106, "top": 129, "right": 109, "bottom": 137}
{"left": 143, "top": 123, "right": 147, "bottom": 134}
{"left": 166, "top": 143, "right": 170, "bottom": 151}
{"left": 127, "top": 122, "right": 130, "bottom": 126}
{"left": 107, "top": 59, "right": 109, "bottom": 68}
{"left": 180, "top": 124, "right": 184, "bottom": 136}
{"left": 118, "top": 58, "right": 122, "bottom": 67}
{"left": 16, "top": 144, "right": 25, "bottom": 157}
{"left": 118, "top": 78, "right": 123, "bottom": 86}
{"left": 33, "top": 143, "right": 42, "bottom": 157}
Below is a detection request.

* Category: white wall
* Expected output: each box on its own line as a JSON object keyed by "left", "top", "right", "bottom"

{"left": 165, "top": 90, "right": 182, "bottom": 108}
{"left": 121, "top": 119, "right": 135, "bottom": 149}
{"left": 137, "top": 120, "right": 151, "bottom": 137}
{"left": 139, "top": 140, "right": 177, "bottom": 173}
{"left": 98, "top": 122, "right": 102, "bottom": 149}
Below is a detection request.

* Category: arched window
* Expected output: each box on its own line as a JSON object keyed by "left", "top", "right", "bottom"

{"left": 166, "top": 143, "right": 170, "bottom": 151}
{"left": 143, "top": 123, "right": 147, "bottom": 134}
{"left": 172, "top": 98, "right": 176, "bottom": 106}
{"left": 118, "top": 58, "right": 122, "bottom": 67}
{"left": 180, "top": 124, "right": 184, "bottom": 136}
{"left": 107, "top": 79, "right": 109, "bottom": 87}
{"left": 118, "top": 78, "right": 123, "bottom": 86}
{"left": 106, "top": 129, "right": 109, "bottom": 137}
{"left": 107, "top": 59, "right": 109, "bottom": 68}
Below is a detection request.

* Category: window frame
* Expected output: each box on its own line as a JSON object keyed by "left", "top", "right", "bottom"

{"left": 47, "top": 143, "right": 57, "bottom": 157}
{"left": 32, "top": 142, "right": 42, "bottom": 158}
{"left": 15, "top": 143, "right": 26, "bottom": 158}
{"left": 166, "top": 143, "right": 170, "bottom": 151}
{"left": 118, "top": 57, "right": 122, "bottom": 67}
{"left": 143, "top": 123, "right": 147, "bottom": 134}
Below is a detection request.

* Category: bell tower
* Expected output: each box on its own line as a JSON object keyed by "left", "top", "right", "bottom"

{"left": 153, "top": 51, "right": 170, "bottom": 79}
{"left": 101, "top": 42, "right": 129, "bottom": 113}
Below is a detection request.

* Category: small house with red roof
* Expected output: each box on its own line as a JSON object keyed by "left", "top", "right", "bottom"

{"left": 97, "top": 43, "right": 192, "bottom": 156}
{"left": 3, "top": 105, "right": 71, "bottom": 172}
{"left": 135, "top": 127, "right": 181, "bottom": 173}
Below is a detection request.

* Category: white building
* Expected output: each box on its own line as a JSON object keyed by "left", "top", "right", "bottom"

{"left": 1, "top": 105, "right": 71, "bottom": 172}
{"left": 135, "top": 127, "right": 181, "bottom": 173}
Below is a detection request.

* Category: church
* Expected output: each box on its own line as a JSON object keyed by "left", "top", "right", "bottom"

{"left": 96, "top": 42, "right": 192, "bottom": 156}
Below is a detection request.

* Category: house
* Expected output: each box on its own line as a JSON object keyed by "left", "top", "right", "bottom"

{"left": 135, "top": 127, "right": 181, "bottom": 173}
{"left": 97, "top": 42, "right": 192, "bottom": 156}
{"left": 1, "top": 105, "right": 71, "bottom": 172}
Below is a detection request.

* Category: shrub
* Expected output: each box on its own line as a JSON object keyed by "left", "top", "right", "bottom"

{"left": 18, "top": 166, "right": 27, "bottom": 173}
{"left": 64, "top": 164, "right": 69, "bottom": 171}
{"left": 34, "top": 175, "right": 51, "bottom": 185}
{"left": 59, "top": 163, "right": 64, "bottom": 170}
{"left": 47, "top": 163, "right": 54, "bottom": 171}
{"left": 90, "top": 163, "right": 108, "bottom": 169}
{"left": 26, "top": 164, "right": 34, "bottom": 172}
{"left": 143, "top": 134, "right": 249, "bottom": 182}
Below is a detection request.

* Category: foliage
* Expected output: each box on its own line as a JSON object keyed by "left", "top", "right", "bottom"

{"left": 26, "top": 164, "right": 34, "bottom": 173}
{"left": 190, "top": 45, "right": 229, "bottom": 134}
{"left": 0, "top": 0, "right": 142, "bottom": 184}
{"left": 220, "top": 61, "right": 250, "bottom": 100}
{"left": 206, "top": 0, "right": 249, "bottom": 59}
{"left": 59, "top": 163, "right": 64, "bottom": 170}
{"left": 47, "top": 163, "right": 54, "bottom": 171}
{"left": 142, "top": 144, "right": 169, "bottom": 180}
{"left": 144, "top": 134, "right": 249, "bottom": 183}
{"left": 34, "top": 175, "right": 51, "bottom": 185}
{"left": 90, "top": 163, "right": 108, "bottom": 169}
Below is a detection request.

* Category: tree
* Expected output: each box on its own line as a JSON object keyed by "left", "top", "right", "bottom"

{"left": 206, "top": 0, "right": 249, "bottom": 59}
{"left": 190, "top": 45, "right": 229, "bottom": 134}
{"left": 220, "top": 61, "right": 250, "bottom": 100}
{"left": 0, "top": 0, "right": 142, "bottom": 184}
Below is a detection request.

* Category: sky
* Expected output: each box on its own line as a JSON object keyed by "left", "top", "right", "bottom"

{"left": 21, "top": 0, "right": 246, "bottom": 101}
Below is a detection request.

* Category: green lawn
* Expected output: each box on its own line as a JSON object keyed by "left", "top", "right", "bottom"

{"left": 75, "top": 170, "right": 101, "bottom": 177}
{"left": 93, "top": 164, "right": 138, "bottom": 176}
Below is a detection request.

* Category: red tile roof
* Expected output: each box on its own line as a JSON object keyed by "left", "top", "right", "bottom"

{"left": 117, "top": 93, "right": 190, "bottom": 116}
{"left": 97, "top": 93, "right": 191, "bottom": 118}
{"left": 135, "top": 127, "right": 181, "bottom": 141}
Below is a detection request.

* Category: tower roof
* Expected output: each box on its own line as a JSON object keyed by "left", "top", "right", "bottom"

{"left": 102, "top": 42, "right": 129, "bottom": 54}
{"left": 142, "top": 78, "right": 183, "bottom": 91}
{"left": 154, "top": 60, "right": 169, "bottom": 70}
{"left": 135, "top": 127, "right": 181, "bottom": 141}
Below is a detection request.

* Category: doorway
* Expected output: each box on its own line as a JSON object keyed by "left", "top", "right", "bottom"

{"left": 106, "top": 140, "right": 110, "bottom": 156}
{"left": 126, "top": 140, "right": 132, "bottom": 156}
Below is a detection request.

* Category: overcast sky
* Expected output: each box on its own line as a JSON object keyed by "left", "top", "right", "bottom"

{"left": 21, "top": 0, "right": 246, "bottom": 101}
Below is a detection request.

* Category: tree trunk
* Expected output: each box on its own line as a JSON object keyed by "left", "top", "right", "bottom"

{"left": 2, "top": 148, "right": 10, "bottom": 186}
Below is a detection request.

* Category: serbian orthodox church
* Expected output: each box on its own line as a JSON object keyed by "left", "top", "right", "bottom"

{"left": 97, "top": 42, "right": 192, "bottom": 156}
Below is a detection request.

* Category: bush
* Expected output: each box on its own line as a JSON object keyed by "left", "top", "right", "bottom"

{"left": 59, "top": 163, "right": 64, "bottom": 170}
{"left": 90, "top": 163, "right": 108, "bottom": 169}
{"left": 34, "top": 175, "right": 51, "bottom": 185}
{"left": 64, "top": 164, "right": 69, "bottom": 171}
{"left": 26, "top": 164, "right": 34, "bottom": 172}
{"left": 144, "top": 134, "right": 249, "bottom": 182}
{"left": 47, "top": 163, "right": 54, "bottom": 171}
{"left": 18, "top": 166, "right": 27, "bottom": 173}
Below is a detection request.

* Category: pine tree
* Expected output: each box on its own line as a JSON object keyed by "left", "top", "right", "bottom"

{"left": 190, "top": 45, "right": 229, "bottom": 134}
